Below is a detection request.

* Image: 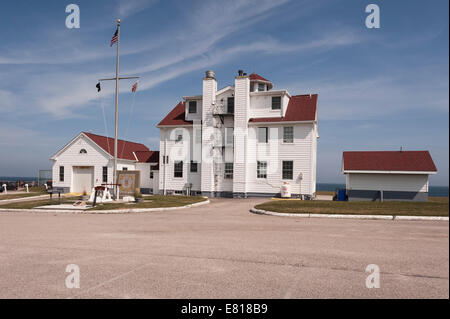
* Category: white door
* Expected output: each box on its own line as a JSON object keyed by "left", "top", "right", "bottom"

{"left": 72, "top": 166, "right": 94, "bottom": 193}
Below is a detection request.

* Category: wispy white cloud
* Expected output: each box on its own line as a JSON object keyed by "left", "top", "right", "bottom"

{"left": 118, "top": 0, "right": 159, "bottom": 18}
{"left": 282, "top": 70, "right": 449, "bottom": 121}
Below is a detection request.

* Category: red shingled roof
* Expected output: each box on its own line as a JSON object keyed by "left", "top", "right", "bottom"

{"left": 249, "top": 94, "right": 317, "bottom": 123}
{"left": 158, "top": 101, "right": 193, "bottom": 126}
{"left": 342, "top": 151, "right": 437, "bottom": 172}
{"left": 249, "top": 73, "right": 270, "bottom": 82}
{"left": 134, "top": 150, "right": 159, "bottom": 164}
{"left": 83, "top": 132, "right": 150, "bottom": 161}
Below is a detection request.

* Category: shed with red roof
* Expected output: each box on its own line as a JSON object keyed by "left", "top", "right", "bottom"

{"left": 342, "top": 151, "right": 437, "bottom": 202}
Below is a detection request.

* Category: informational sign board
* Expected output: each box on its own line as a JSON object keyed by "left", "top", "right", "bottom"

{"left": 116, "top": 170, "right": 140, "bottom": 197}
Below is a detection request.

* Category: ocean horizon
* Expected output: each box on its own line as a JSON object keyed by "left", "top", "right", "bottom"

{"left": 1, "top": 177, "right": 448, "bottom": 197}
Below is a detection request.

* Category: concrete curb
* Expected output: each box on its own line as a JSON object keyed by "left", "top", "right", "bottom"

{"left": 394, "top": 215, "right": 449, "bottom": 221}
{"left": 250, "top": 207, "right": 448, "bottom": 221}
{"left": 0, "top": 199, "right": 210, "bottom": 214}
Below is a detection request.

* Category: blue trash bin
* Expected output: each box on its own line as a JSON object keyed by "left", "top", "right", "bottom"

{"left": 337, "top": 189, "right": 347, "bottom": 201}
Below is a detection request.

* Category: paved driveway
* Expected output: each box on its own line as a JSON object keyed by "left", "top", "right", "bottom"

{"left": 0, "top": 198, "right": 448, "bottom": 298}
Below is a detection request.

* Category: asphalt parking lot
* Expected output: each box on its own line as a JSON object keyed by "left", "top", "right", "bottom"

{"left": 0, "top": 198, "right": 448, "bottom": 298}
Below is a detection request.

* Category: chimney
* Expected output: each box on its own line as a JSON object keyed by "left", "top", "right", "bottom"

{"left": 205, "top": 70, "right": 215, "bottom": 79}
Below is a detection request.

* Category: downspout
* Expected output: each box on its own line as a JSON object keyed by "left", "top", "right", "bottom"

{"left": 163, "top": 130, "right": 167, "bottom": 195}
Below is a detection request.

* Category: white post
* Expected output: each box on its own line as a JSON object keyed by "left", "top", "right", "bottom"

{"left": 25, "top": 184, "right": 29, "bottom": 193}
{"left": 2, "top": 184, "right": 6, "bottom": 194}
{"left": 44, "top": 183, "right": 48, "bottom": 190}
{"left": 113, "top": 19, "right": 121, "bottom": 200}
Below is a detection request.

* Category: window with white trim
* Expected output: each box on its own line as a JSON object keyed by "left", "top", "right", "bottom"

{"left": 257, "top": 161, "right": 267, "bottom": 178}
{"left": 272, "top": 96, "right": 281, "bottom": 110}
{"left": 283, "top": 127, "right": 294, "bottom": 143}
{"left": 188, "top": 101, "right": 197, "bottom": 113}
{"left": 282, "top": 161, "right": 293, "bottom": 180}
{"left": 224, "top": 163, "right": 233, "bottom": 179}
{"left": 174, "top": 161, "right": 183, "bottom": 178}
{"left": 175, "top": 129, "right": 183, "bottom": 143}
{"left": 59, "top": 166, "right": 64, "bottom": 182}
{"left": 227, "top": 97, "right": 234, "bottom": 114}
{"left": 102, "top": 166, "right": 108, "bottom": 183}
{"left": 258, "top": 83, "right": 265, "bottom": 91}
{"left": 258, "top": 127, "right": 268, "bottom": 143}
{"left": 190, "top": 161, "right": 198, "bottom": 173}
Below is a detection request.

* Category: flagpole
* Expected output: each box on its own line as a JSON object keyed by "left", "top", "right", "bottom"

{"left": 113, "top": 19, "right": 120, "bottom": 199}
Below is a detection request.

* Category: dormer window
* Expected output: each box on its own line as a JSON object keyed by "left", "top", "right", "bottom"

{"left": 258, "top": 83, "right": 265, "bottom": 91}
{"left": 79, "top": 149, "right": 87, "bottom": 154}
{"left": 188, "top": 101, "right": 197, "bottom": 113}
{"left": 271, "top": 96, "right": 281, "bottom": 110}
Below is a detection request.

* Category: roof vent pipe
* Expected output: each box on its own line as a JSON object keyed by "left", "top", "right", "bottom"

{"left": 205, "top": 70, "right": 215, "bottom": 79}
{"left": 238, "top": 70, "right": 243, "bottom": 76}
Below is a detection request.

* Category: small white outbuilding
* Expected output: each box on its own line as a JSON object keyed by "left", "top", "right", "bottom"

{"left": 50, "top": 132, "right": 159, "bottom": 194}
{"left": 342, "top": 151, "right": 437, "bottom": 202}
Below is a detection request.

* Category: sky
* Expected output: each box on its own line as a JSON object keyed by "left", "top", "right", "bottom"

{"left": 0, "top": 0, "right": 448, "bottom": 185}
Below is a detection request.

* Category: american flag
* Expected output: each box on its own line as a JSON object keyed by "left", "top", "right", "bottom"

{"left": 110, "top": 28, "right": 118, "bottom": 47}
{"left": 131, "top": 81, "right": 138, "bottom": 93}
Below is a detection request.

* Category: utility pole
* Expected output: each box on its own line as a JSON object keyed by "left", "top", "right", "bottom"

{"left": 98, "top": 19, "right": 140, "bottom": 199}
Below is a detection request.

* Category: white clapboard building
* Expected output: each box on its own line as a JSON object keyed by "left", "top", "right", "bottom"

{"left": 50, "top": 132, "right": 159, "bottom": 194}
{"left": 342, "top": 150, "right": 437, "bottom": 202}
{"left": 157, "top": 70, "right": 319, "bottom": 198}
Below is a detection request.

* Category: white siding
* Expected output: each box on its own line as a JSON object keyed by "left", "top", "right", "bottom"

{"left": 201, "top": 77, "right": 217, "bottom": 194}
{"left": 246, "top": 123, "right": 315, "bottom": 195}
{"left": 52, "top": 134, "right": 151, "bottom": 193}
{"left": 347, "top": 173, "right": 429, "bottom": 192}
{"left": 159, "top": 127, "right": 201, "bottom": 193}
{"left": 52, "top": 135, "right": 113, "bottom": 192}
{"left": 249, "top": 92, "right": 289, "bottom": 119}
{"left": 185, "top": 98, "right": 202, "bottom": 122}
{"left": 233, "top": 76, "right": 250, "bottom": 194}
{"left": 158, "top": 73, "right": 318, "bottom": 197}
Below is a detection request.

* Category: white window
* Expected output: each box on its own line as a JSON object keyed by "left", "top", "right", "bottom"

{"left": 190, "top": 161, "right": 198, "bottom": 173}
{"left": 282, "top": 161, "right": 293, "bottom": 180}
{"left": 188, "top": 101, "right": 197, "bottom": 113}
{"left": 225, "top": 127, "right": 234, "bottom": 146}
{"left": 224, "top": 163, "right": 233, "bottom": 179}
{"left": 174, "top": 161, "right": 183, "bottom": 178}
{"left": 258, "top": 127, "right": 268, "bottom": 143}
{"left": 150, "top": 171, "right": 154, "bottom": 179}
{"left": 258, "top": 83, "right": 265, "bottom": 91}
{"left": 272, "top": 96, "right": 281, "bottom": 110}
{"left": 257, "top": 161, "right": 267, "bottom": 178}
{"left": 79, "top": 148, "right": 87, "bottom": 154}
{"left": 283, "top": 127, "right": 294, "bottom": 143}
{"left": 175, "top": 129, "right": 183, "bottom": 143}
{"left": 227, "top": 97, "right": 234, "bottom": 114}
{"left": 59, "top": 166, "right": 64, "bottom": 182}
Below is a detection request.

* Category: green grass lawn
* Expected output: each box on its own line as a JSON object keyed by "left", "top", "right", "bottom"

{"left": 89, "top": 195, "right": 207, "bottom": 210}
{"left": 255, "top": 197, "right": 449, "bottom": 217}
{"left": 0, "top": 195, "right": 206, "bottom": 210}
{"left": 0, "top": 186, "right": 48, "bottom": 202}
{"left": 0, "top": 197, "right": 80, "bottom": 209}
{"left": 0, "top": 192, "right": 46, "bottom": 201}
